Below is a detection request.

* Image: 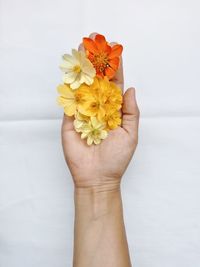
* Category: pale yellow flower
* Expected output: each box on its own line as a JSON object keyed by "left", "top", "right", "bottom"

{"left": 60, "top": 49, "right": 96, "bottom": 89}
{"left": 74, "top": 116, "right": 108, "bottom": 145}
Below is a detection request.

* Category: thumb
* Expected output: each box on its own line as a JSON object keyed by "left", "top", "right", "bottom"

{"left": 122, "top": 88, "right": 140, "bottom": 140}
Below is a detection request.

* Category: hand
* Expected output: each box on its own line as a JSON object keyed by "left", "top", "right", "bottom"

{"left": 61, "top": 34, "right": 140, "bottom": 191}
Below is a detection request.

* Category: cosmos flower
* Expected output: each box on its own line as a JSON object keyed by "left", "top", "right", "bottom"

{"left": 60, "top": 49, "right": 96, "bottom": 89}
{"left": 74, "top": 116, "right": 108, "bottom": 145}
{"left": 78, "top": 77, "right": 122, "bottom": 122}
{"left": 104, "top": 110, "right": 122, "bottom": 130}
{"left": 83, "top": 34, "right": 123, "bottom": 79}
{"left": 57, "top": 84, "right": 85, "bottom": 116}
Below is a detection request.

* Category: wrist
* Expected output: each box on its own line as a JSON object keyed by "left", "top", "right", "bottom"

{"left": 73, "top": 174, "right": 122, "bottom": 193}
{"left": 74, "top": 181, "right": 121, "bottom": 194}
{"left": 74, "top": 183, "right": 122, "bottom": 220}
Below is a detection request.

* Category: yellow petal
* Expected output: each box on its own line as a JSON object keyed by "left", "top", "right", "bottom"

{"left": 57, "top": 84, "right": 73, "bottom": 97}
{"left": 100, "top": 130, "right": 108, "bottom": 139}
{"left": 57, "top": 96, "right": 68, "bottom": 107}
{"left": 81, "top": 132, "right": 88, "bottom": 139}
{"left": 87, "top": 135, "right": 94, "bottom": 145}
{"left": 94, "top": 138, "right": 101, "bottom": 145}
{"left": 90, "top": 117, "right": 98, "bottom": 128}
{"left": 74, "top": 119, "right": 84, "bottom": 129}
{"left": 64, "top": 103, "right": 76, "bottom": 116}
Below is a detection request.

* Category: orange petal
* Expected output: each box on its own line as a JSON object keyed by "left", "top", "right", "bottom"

{"left": 96, "top": 71, "right": 104, "bottom": 78}
{"left": 83, "top": 37, "right": 98, "bottom": 54}
{"left": 109, "top": 44, "right": 123, "bottom": 59}
{"left": 94, "top": 34, "right": 107, "bottom": 51}
{"left": 104, "top": 44, "right": 112, "bottom": 54}
{"left": 109, "top": 57, "right": 120, "bottom": 70}
{"left": 105, "top": 66, "right": 116, "bottom": 79}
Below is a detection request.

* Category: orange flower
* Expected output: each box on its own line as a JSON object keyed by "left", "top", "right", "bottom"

{"left": 83, "top": 34, "right": 123, "bottom": 80}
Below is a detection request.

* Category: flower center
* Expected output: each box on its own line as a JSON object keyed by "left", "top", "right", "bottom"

{"left": 73, "top": 65, "right": 81, "bottom": 73}
{"left": 92, "top": 129, "right": 100, "bottom": 137}
{"left": 92, "top": 52, "right": 109, "bottom": 73}
{"left": 91, "top": 102, "right": 100, "bottom": 109}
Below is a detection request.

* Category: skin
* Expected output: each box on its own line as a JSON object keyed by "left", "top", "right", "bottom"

{"left": 61, "top": 33, "right": 140, "bottom": 267}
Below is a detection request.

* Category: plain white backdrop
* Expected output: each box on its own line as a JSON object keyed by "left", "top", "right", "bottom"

{"left": 0, "top": 0, "right": 200, "bottom": 266}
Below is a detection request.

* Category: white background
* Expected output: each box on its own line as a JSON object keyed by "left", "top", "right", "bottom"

{"left": 0, "top": 0, "right": 200, "bottom": 266}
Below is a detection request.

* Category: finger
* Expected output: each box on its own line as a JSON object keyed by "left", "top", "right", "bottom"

{"left": 109, "top": 42, "right": 124, "bottom": 91}
{"left": 89, "top": 32, "right": 98, "bottom": 39}
{"left": 78, "top": 43, "right": 84, "bottom": 52}
{"left": 122, "top": 88, "right": 140, "bottom": 141}
{"left": 111, "top": 56, "right": 124, "bottom": 91}
{"left": 62, "top": 114, "right": 74, "bottom": 133}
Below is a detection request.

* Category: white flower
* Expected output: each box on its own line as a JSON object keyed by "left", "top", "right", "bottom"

{"left": 60, "top": 49, "right": 96, "bottom": 90}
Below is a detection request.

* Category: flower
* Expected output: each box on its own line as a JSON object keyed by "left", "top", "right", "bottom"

{"left": 57, "top": 84, "right": 85, "bottom": 116}
{"left": 104, "top": 110, "right": 122, "bottom": 130}
{"left": 60, "top": 49, "right": 96, "bottom": 89}
{"left": 77, "top": 77, "right": 122, "bottom": 122}
{"left": 83, "top": 34, "right": 123, "bottom": 79}
{"left": 74, "top": 116, "right": 108, "bottom": 145}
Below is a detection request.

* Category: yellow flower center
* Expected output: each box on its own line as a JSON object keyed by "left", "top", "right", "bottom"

{"left": 75, "top": 92, "right": 84, "bottom": 104}
{"left": 73, "top": 65, "right": 81, "bottom": 73}
{"left": 91, "top": 129, "right": 100, "bottom": 137}
{"left": 92, "top": 52, "right": 109, "bottom": 73}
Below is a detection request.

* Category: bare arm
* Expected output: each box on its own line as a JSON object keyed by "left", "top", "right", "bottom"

{"left": 73, "top": 187, "right": 131, "bottom": 267}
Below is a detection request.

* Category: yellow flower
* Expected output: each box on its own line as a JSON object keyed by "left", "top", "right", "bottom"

{"left": 104, "top": 81, "right": 122, "bottom": 114}
{"left": 57, "top": 84, "right": 85, "bottom": 116}
{"left": 104, "top": 110, "right": 122, "bottom": 130}
{"left": 74, "top": 116, "right": 108, "bottom": 145}
{"left": 75, "top": 111, "right": 90, "bottom": 122}
{"left": 60, "top": 49, "right": 96, "bottom": 89}
{"left": 77, "top": 77, "right": 122, "bottom": 121}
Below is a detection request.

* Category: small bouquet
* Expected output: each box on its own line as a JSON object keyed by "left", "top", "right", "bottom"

{"left": 57, "top": 34, "right": 123, "bottom": 145}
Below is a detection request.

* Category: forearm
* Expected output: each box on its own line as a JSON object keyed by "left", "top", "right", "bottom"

{"left": 73, "top": 184, "right": 132, "bottom": 267}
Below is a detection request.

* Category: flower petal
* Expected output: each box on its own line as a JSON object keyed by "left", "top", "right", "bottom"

{"left": 100, "top": 130, "right": 108, "bottom": 139}
{"left": 64, "top": 102, "right": 76, "bottom": 116}
{"left": 63, "top": 54, "right": 78, "bottom": 65}
{"left": 81, "top": 132, "right": 88, "bottom": 139}
{"left": 90, "top": 117, "right": 98, "bottom": 127}
{"left": 94, "top": 138, "right": 101, "bottom": 145}
{"left": 57, "top": 84, "right": 69, "bottom": 96}
{"left": 109, "top": 57, "right": 120, "bottom": 71}
{"left": 95, "top": 34, "right": 107, "bottom": 51}
{"left": 70, "top": 80, "right": 81, "bottom": 89}
{"left": 87, "top": 135, "right": 94, "bottom": 145}
{"left": 62, "top": 72, "right": 77, "bottom": 84}
{"left": 80, "top": 73, "right": 94, "bottom": 85}
{"left": 72, "top": 49, "right": 81, "bottom": 62}
{"left": 83, "top": 37, "right": 98, "bottom": 54}
{"left": 59, "top": 61, "right": 73, "bottom": 71}
{"left": 74, "top": 119, "right": 84, "bottom": 128}
{"left": 108, "top": 44, "right": 123, "bottom": 59}
{"left": 82, "top": 65, "right": 96, "bottom": 76}
{"left": 105, "top": 66, "right": 116, "bottom": 79}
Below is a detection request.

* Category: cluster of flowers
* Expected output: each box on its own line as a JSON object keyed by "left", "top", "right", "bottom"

{"left": 57, "top": 34, "right": 123, "bottom": 145}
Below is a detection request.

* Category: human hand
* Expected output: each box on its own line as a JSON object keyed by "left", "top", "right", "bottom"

{"left": 61, "top": 33, "right": 140, "bottom": 192}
